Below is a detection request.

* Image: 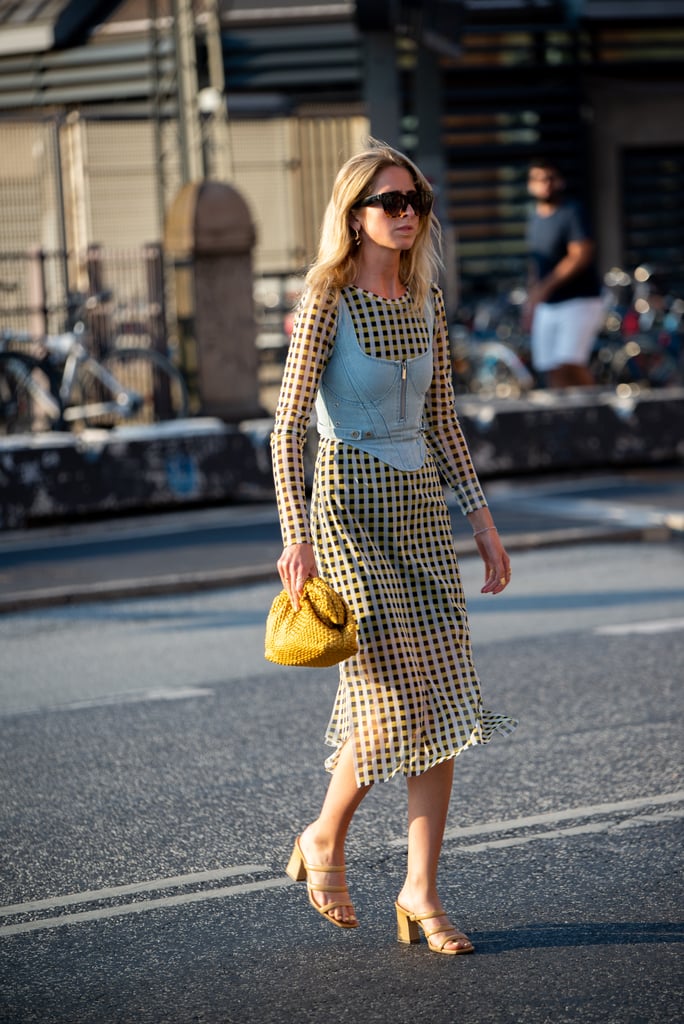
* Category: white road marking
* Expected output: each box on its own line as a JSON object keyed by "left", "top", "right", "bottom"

{"left": 49, "top": 686, "right": 215, "bottom": 711}
{"left": 612, "top": 810, "right": 683, "bottom": 830}
{"left": 0, "top": 864, "right": 270, "bottom": 917}
{"left": 386, "top": 790, "right": 684, "bottom": 848}
{"left": 594, "top": 617, "right": 684, "bottom": 635}
{"left": 4, "top": 792, "right": 681, "bottom": 938}
{"left": 444, "top": 808, "right": 683, "bottom": 855}
{"left": 0, "top": 871, "right": 291, "bottom": 938}
{"left": 2, "top": 687, "right": 214, "bottom": 718}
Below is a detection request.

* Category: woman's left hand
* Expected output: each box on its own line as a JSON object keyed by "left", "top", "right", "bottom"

{"left": 474, "top": 529, "right": 511, "bottom": 595}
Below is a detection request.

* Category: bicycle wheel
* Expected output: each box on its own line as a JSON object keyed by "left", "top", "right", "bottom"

{"left": 0, "top": 352, "right": 61, "bottom": 434}
{"left": 75, "top": 348, "right": 189, "bottom": 427}
{"left": 469, "top": 342, "right": 534, "bottom": 397}
{"left": 611, "top": 336, "right": 683, "bottom": 389}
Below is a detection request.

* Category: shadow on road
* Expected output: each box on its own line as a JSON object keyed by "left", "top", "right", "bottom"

{"left": 474, "top": 920, "right": 683, "bottom": 953}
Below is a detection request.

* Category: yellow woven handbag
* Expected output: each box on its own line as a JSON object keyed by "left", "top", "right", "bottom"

{"left": 264, "top": 577, "right": 358, "bottom": 668}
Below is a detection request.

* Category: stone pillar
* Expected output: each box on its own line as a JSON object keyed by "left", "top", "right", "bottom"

{"left": 165, "top": 181, "right": 263, "bottom": 421}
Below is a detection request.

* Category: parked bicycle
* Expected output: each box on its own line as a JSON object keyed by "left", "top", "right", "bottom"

{"left": 450, "top": 283, "right": 536, "bottom": 397}
{"left": 0, "top": 295, "right": 188, "bottom": 434}
{"left": 450, "top": 326, "right": 535, "bottom": 398}
{"left": 452, "top": 269, "right": 684, "bottom": 396}
{"left": 590, "top": 265, "right": 683, "bottom": 390}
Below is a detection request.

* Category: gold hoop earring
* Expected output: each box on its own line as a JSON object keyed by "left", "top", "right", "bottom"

{"left": 352, "top": 227, "right": 361, "bottom": 247}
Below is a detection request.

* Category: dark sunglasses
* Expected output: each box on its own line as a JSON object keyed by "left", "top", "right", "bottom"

{"left": 353, "top": 189, "right": 433, "bottom": 218}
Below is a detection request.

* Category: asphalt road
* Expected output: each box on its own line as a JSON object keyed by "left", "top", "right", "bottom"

{"left": 1, "top": 529, "right": 683, "bottom": 1023}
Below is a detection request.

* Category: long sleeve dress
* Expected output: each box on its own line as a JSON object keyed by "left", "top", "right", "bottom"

{"left": 271, "top": 283, "right": 517, "bottom": 787}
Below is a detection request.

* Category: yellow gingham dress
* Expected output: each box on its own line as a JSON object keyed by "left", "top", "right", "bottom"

{"left": 271, "top": 285, "right": 517, "bottom": 786}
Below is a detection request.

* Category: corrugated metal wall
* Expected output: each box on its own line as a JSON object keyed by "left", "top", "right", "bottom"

{"left": 0, "top": 111, "right": 369, "bottom": 335}
{"left": 0, "top": 120, "right": 67, "bottom": 333}
{"left": 2, "top": 4, "right": 683, "bottom": 321}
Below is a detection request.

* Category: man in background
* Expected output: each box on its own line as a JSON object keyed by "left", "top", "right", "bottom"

{"left": 525, "top": 159, "right": 604, "bottom": 387}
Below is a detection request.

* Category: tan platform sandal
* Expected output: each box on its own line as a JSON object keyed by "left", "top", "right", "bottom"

{"left": 286, "top": 836, "right": 358, "bottom": 929}
{"left": 395, "top": 901, "right": 474, "bottom": 955}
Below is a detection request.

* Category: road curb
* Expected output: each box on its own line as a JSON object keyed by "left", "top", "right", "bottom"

{"left": 1, "top": 523, "right": 675, "bottom": 615}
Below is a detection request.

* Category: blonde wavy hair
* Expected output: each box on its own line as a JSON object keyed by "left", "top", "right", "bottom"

{"left": 301, "top": 139, "right": 442, "bottom": 313}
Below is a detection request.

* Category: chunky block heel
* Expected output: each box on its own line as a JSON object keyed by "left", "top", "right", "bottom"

{"left": 285, "top": 841, "right": 307, "bottom": 882}
{"left": 285, "top": 836, "right": 358, "bottom": 929}
{"left": 394, "top": 901, "right": 474, "bottom": 955}
{"left": 395, "top": 902, "right": 420, "bottom": 944}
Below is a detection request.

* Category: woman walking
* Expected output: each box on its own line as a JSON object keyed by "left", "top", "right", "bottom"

{"left": 271, "top": 140, "right": 517, "bottom": 955}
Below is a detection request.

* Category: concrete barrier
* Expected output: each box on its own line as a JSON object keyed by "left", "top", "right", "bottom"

{"left": 1, "top": 388, "right": 682, "bottom": 529}
{"left": 456, "top": 387, "right": 684, "bottom": 476}
{"left": 0, "top": 419, "right": 271, "bottom": 530}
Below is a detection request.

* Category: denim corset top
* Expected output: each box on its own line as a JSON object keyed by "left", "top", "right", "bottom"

{"left": 315, "top": 293, "right": 434, "bottom": 471}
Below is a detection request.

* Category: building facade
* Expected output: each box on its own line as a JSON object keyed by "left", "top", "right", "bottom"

{"left": 1, "top": 0, "right": 683, "bottom": 330}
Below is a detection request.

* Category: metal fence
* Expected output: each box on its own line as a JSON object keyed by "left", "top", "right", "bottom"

{"left": 0, "top": 111, "right": 369, "bottom": 404}
{"left": 0, "top": 243, "right": 172, "bottom": 360}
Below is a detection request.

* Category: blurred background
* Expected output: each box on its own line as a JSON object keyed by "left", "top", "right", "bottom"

{"left": 1, "top": 0, "right": 683, "bottom": 426}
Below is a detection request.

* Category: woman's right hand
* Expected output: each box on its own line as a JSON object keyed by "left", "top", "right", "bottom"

{"left": 277, "top": 542, "right": 318, "bottom": 611}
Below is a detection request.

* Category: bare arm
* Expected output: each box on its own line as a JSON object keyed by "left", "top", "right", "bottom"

{"left": 528, "top": 239, "right": 595, "bottom": 304}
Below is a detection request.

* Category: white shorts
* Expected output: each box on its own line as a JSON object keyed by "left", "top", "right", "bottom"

{"left": 531, "top": 297, "right": 604, "bottom": 372}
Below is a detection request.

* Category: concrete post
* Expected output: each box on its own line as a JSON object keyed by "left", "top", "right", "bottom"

{"left": 164, "top": 180, "right": 263, "bottom": 422}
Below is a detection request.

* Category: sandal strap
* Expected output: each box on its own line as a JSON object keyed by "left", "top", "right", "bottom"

{"left": 302, "top": 860, "right": 344, "bottom": 874}
{"left": 423, "top": 923, "right": 473, "bottom": 951}
{"left": 308, "top": 883, "right": 355, "bottom": 911}
{"left": 428, "top": 931, "right": 473, "bottom": 953}
{"left": 307, "top": 882, "right": 350, "bottom": 895}
{"left": 408, "top": 908, "right": 447, "bottom": 924}
{"left": 397, "top": 902, "right": 472, "bottom": 952}
{"left": 316, "top": 898, "right": 356, "bottom": 917}
{"left": 410, "top": 910, "right": 473, "bottom": 947}
{"left": 423, "top": 923, "right": 462, "bottom": 942}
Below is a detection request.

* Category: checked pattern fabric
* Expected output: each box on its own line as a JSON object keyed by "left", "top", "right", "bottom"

{"left": 272, "top": 285, "right": 517, "bottom": 786}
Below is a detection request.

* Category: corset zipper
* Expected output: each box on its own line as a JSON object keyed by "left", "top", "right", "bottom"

{"left": 400, "top": 359, "right": 407, "bottom": 421}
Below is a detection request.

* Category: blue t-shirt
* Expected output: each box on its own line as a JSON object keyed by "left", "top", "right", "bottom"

{"left": 527, "top": 200, "right": 601, "bottom": 303}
